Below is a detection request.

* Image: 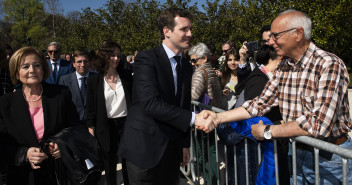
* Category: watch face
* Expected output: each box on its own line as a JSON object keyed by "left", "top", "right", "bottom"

{"left": 264, "top": 131, "right": 272, "bottom": 139}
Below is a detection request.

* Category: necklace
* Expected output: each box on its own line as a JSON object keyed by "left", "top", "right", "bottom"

{"left": 23, "top": 86, "right": 43, "bottom": 102}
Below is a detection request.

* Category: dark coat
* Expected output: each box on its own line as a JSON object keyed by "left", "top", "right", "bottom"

{"left": 118, "top": 45, "right": 193, "bottom": 169}
{"left": 47, "top": 124, "right": 102, "bottom": 184}
{"left": 236, "top": 67, "right": 282, "bottom": 123}
{"left": 85, "top": 71, "right": 133, "bottom": 152}
{"left": 0, "top": 82, "right": 81, "bottom": 185}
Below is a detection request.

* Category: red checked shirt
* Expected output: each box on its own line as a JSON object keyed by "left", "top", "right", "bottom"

{"left": 242, "top": 42, "right": 352, "bottom": 138}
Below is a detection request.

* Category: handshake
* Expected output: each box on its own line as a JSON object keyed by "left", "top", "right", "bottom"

{"left": 194, "top": 110, "right": 220, "bottom": 133}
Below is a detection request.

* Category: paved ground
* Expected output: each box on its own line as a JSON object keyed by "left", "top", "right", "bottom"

{"left": 97, "top": 167, "right": 190, "bottom": 185}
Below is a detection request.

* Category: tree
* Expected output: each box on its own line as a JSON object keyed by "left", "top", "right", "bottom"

{"left": 44, "top": 0, "right": 64, "bottom": 38}
{"left": 3, "top": 0, "right": 48, "bottom": 48}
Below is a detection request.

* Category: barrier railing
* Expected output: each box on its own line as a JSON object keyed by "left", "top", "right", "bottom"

{"left": 184, "top": 101, "right": 352, "bottom": 185}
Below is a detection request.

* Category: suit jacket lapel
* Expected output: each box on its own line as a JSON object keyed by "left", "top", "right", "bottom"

{"left": 12, "top": 89, "right": 39, "bottom": 146}
{"left": 156, "top": 46, "right": 175, "bottom": 96}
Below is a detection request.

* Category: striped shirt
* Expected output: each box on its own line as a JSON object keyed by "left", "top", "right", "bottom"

{"left": 242, "top": 42, "right": 352, "bottom": 138}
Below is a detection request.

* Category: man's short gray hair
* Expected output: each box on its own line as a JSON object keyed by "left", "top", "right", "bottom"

{"left": 188, "top": 43, "right": 210, "bottom": 59}
{"left": 47, "top": 42, "right": 61, "bottom": 51}
{"left": 279, "top": 9, "right": 312, "bottom": 40}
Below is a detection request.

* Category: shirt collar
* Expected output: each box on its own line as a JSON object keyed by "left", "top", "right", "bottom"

{"left": 162, "top": 43, "right": 182, "bottom": 60}
{"left": 76, "top": 71, "right": 89, "bottom": 79}
{"left": 50, "top": 58, "right": 61, "bottom": 65}
{"left": 287, "top": 41, "right": 316, "bottom": 69}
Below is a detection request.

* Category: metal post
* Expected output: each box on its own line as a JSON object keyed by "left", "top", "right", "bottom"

{"left": 257, "top": 143, "right": 262, "bottom": 165}
{"left": 234, "top": 145, "right": 238, "bottom": 185}
{"left": 292, "top": 141, "right": 297, "bottom": 185}
{"left": 274, "top": 140, "right": 279, "bottom": 185}
{"left": 342, "top": 158, "right": 348, "bottom": 185}
{"left": 224, "top": 145, "right": 228, "bottom": 185}
{"left": 314, "top": 148, "right": 319, "bottom": 185}
{"left": 245, "top": 138, "right": 249, "bottom": 185}
{"left": 201, "top": 132, "right": 206, "bottom": 184}
{"left": 207, "top": 133, "right": 212, "bottom": 185}
{"left": 215, "top": 129, "right": 220, "bottom": 185}
{"left": 194, "top": 128, "right": 200, "bottom": 183}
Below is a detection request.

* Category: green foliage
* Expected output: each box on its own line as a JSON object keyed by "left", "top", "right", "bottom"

{"left": 3, "top": 0, "right": 47, "bottom": 48}
{"left": 0, "top": 0, "right": 351, "bottom": 66}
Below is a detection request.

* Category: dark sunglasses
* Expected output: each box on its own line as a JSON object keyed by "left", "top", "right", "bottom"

{"left": 48, "top": 50, "right": 59, "bottom": 54}
{"left": 222, "top": 49, "right": 229, "bottom": 53}
{"left": 191, "top": 58, "right": 201, "bottom": 64}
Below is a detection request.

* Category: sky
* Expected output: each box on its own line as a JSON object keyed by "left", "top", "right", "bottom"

{"left": 59, "top": 0, "right": 205, "bottom": 15}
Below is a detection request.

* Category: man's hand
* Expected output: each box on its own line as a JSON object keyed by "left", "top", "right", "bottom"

{"left": 180, "top": 148, "right": 190, "bottom": 167}
{"left": 251, "top": 120, "right": 266, "bottom": 140}
{"left": 194, "top": 112, "right": 216, "bottom": 133}
{"left": 88, "top": 127, "right": 95, "bottom": 136}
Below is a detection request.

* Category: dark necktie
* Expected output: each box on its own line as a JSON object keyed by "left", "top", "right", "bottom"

{"left": 173, "top": 56, "right": 182, "bottom": 106}
{"left": 80, "top": 77, "right": 87, "bottom": 103}
{"left": 53, "top": 63, "right": 58, "bottom": 82}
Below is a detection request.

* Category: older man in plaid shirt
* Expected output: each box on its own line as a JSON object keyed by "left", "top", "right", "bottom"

{"left": 199, "top": 9, "right": 352, "bottom": 184}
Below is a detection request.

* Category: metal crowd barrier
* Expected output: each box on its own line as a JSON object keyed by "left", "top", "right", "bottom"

{"left": 181, "top": 101, "right": 352, "bottom": 185}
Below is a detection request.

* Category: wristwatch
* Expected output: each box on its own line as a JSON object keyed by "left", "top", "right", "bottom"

{"left": 263, "top": 125, "right": 272, "bottom": 140}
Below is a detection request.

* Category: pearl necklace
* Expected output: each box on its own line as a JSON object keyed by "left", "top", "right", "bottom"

{"left": 23, "top": 86, "right": 43, "bottom": 102}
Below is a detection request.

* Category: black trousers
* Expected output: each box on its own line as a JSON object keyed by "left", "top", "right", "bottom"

{"left": 126, "top": 141, "right": 180, "bottom": 185}
{"left": 101, "top": 117, "right": 129, "bottom": 185}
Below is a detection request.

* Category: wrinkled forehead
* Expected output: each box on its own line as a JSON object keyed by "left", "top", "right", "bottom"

{"left": 271, "top": 15, "right": 290, "bottom": 32}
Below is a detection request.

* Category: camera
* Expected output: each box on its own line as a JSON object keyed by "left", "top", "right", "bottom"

{"left": 245, "top": 41, "right": 259, "bottom": 53}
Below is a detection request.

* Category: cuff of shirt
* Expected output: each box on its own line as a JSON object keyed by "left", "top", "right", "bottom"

{"left": 238, "top": 63, "right": 247, "bottom": 69}
{"left": 190, "top": 112, "right": 195, "bottom": 126}
{"left": 296, "top": 115, "right": 309, "bottom": 132}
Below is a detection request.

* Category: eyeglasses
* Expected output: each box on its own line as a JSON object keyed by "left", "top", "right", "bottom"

{"left": 191, "top": 58, "right": 201, "bottom": 64}
{"left": 269, "top": 28, "right": 297, "bottom": 40}
{"left": 48, "top": 50, "right": 59, "bottom": 54}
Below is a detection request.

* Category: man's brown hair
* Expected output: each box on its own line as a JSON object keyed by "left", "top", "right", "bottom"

{"left": 157, "top": 8, "right": 192, "bottom": 40}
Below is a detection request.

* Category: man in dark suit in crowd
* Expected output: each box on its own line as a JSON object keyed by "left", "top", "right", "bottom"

{"left": 59, "top": 50, "right": 95, "bottom": 121}
{"left": 118, "top": 8, "right": 214, "bottom": 185}
{"left": 45, "top": 42, "right": 73, "bottom": 84}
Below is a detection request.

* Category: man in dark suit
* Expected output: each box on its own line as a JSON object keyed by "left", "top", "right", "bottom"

{"left": 59, "top": 50, "right": 95, "bottom": 120}
{"left": 118, "top": 8, "right": 214, "bottom": 185}
{"left": 45, "top": 42, "right": 73, "bottom": 84}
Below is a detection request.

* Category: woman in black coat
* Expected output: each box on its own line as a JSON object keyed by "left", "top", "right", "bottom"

{"left": 0, "top": 47, "right": 81, "bottom": 185}
{"left": 85, "top": 41, "right": 132, "bottom": 185}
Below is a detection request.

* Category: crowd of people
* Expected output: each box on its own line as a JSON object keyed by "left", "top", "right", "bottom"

{"left": 0, "top": 7, "right": 351, "bottom": 185}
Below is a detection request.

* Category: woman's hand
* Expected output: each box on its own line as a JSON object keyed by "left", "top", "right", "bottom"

{"left": 215, "top": 70, "right": 222, "bottom": 77}
{"left": 27, "top": 147, "right": 48, "bottom": 169}
{"left": 239, "top": 41, "right": 248, "bottom": 64}
{"left": 49, "top": 142, "right": 61, "bottom": 159}
{"left": 223, "top": 88, "right": 230, "bottom": 96}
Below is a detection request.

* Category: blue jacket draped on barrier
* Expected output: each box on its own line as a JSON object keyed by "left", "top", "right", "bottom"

{"left": 225, "top": 117, "right": 276, "bottom": 185}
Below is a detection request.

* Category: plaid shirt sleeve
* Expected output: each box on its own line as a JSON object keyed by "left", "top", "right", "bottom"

{"left": 296, "top": 56, "right": 351, "bottom": 138}
{"left": 241, "top": 73, "right": 280, "bottom": 117}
